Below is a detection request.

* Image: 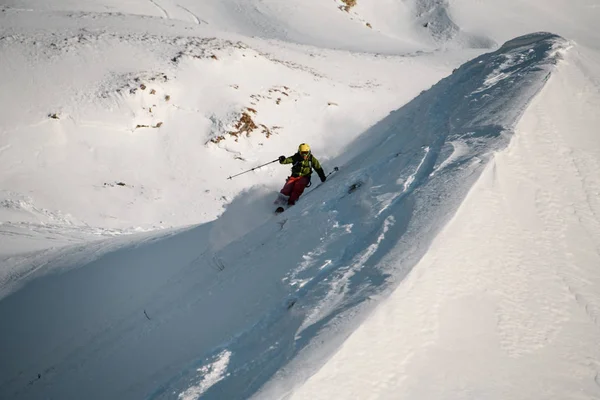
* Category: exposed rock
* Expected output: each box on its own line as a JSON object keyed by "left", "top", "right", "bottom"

{"left": 340, "top": 0, "right": 356, "bottom": 12}
{"left": 229, "top": 112, "right": 258, "bottom": 138}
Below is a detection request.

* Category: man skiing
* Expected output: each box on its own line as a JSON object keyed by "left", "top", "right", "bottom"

{"left": 277, "top": 143, "right": 327, "bottom": 206}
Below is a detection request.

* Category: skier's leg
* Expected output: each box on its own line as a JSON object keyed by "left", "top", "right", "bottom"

{"left": 280, "top": 177, "right": 296, "bottom": 197}
{"left": 288, "top": 176, "right": 309, "bottom": 205}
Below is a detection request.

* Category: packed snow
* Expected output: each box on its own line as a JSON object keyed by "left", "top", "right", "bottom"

{"left": 0, "top": 0, "right": 599, "bottom": 399}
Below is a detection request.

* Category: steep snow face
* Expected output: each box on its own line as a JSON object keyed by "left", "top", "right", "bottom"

{"left": 287, "top": 44, "right": 600, "bottom": 400}
{"left": 0, "top": 33, "right": 569, "bottom": 400}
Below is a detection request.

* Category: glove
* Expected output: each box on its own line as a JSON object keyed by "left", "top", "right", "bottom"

{"left": 278, "top": 155, "right": 286, "bottom": 163}
{"left": 320, "top": 174, "right": 326, "bottom": 183}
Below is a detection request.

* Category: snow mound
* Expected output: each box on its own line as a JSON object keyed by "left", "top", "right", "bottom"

{"left": 414, "top": 0, "right": 495, "bottom": 48}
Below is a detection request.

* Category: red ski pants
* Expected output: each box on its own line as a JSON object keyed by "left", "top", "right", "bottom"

{"left": 280, "top": 175, "right": 310, "bottom": 205}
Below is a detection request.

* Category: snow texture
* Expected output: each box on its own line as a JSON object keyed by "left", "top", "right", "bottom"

{"left": 1, "top": 1, "right": 599, "bottom": 400}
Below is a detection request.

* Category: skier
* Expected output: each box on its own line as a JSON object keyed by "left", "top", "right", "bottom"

{"left": 277, "top": 143, "right": 327, "bottom": 206}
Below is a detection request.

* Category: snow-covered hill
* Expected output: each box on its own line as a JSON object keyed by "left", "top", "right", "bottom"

{"left": 0, "top": 0, "right": 473, "bottom": 241}
{"left": 1, "top": 1, "right": 599, "bottom": 399}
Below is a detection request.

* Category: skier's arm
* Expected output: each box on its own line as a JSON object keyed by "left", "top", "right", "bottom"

{"left": 312, "top": 156, "right": 327, "bottom": 182}
{"left": 279, "top": 155, "right": 294, "bottom": 164}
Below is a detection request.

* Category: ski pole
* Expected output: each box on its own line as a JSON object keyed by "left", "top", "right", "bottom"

{"left": 325, "top": 167, "right": 339, "bottom": 178}
{"left": 315, "top": 167, "right": 339, "bottom": 188}
{"left": 227, "top": 159, "right": 279, "bottom": 180}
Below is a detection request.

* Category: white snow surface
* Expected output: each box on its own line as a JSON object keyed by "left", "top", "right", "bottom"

{"left": 0, "top": 1, "right": 599, "bottom": 399}
{"left": 287, "top": 45, "right": 600, "bottom": 400}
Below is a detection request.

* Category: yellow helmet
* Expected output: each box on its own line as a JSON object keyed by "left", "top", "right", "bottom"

{"left": 298, "top": 143, "right": 311, "bottom": 153}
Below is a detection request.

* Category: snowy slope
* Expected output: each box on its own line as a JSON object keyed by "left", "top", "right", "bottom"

{"left": 0, "top": 29, "right": 583, "bottom": 399}
{"left": 0, "top": 0, "right": 470, "bottom": 250}
{"left": 1, "top": 0, "right": 600, "bottom": 399}
{"left": 288, "top": 44, "right": 600, "bottom": 400}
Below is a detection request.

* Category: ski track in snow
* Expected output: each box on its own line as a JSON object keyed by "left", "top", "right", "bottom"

{"left": 148, "top": 0, "right": 170, "bottom": 19}
{"left": 176, "top": 4, "right": 204, "bottom": 25}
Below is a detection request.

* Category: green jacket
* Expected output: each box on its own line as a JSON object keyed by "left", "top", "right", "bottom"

{"left": 281, "top": 153, "right": 326, "bottom": 181}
